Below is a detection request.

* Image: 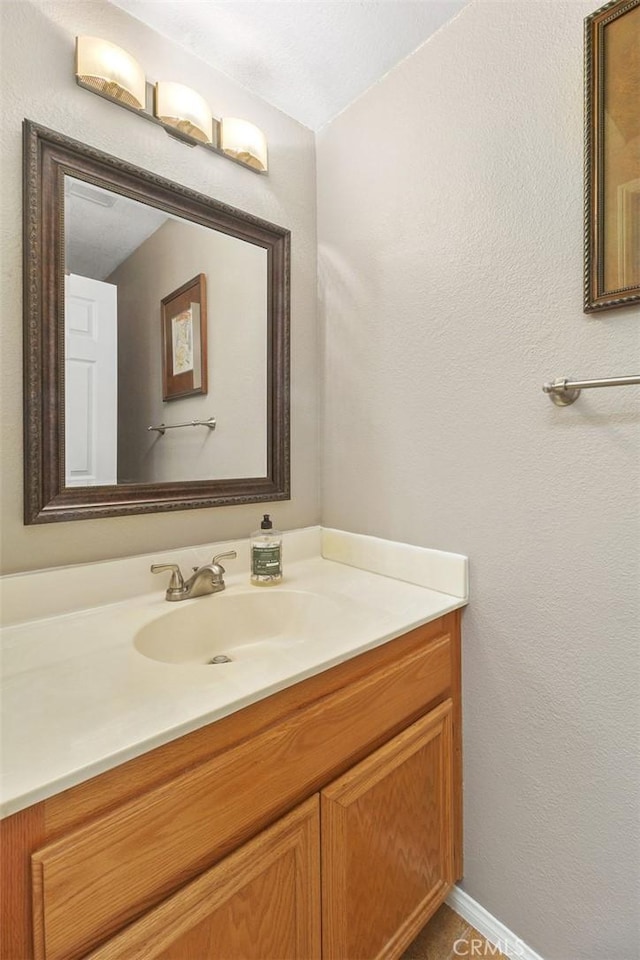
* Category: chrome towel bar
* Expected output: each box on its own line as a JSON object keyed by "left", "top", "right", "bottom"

{"left": 542, "top": 375, "right": 640, "bottom": 406}
{"left": 148, "top": 416, "right": 216, "bottom": 436}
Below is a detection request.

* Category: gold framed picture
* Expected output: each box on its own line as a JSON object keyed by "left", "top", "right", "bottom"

{"left": 584, "top": 0, "right": 640, "bottom": 312}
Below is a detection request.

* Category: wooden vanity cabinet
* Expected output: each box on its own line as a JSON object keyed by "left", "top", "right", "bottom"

{"left": 0, "top": 610, "right": 461, "bottom": 960}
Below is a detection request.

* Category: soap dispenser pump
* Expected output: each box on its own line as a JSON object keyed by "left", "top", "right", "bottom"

{"left": 250, "top": 514, "right": 283, "bottom": 585}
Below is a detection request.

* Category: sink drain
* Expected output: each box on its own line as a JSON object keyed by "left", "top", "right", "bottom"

{"left": 207, "top": 654, "right": 233, "bottom": 664}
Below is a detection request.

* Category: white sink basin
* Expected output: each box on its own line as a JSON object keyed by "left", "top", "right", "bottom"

{"left": 134, "top": 589, "right": 356, "bottom": 665}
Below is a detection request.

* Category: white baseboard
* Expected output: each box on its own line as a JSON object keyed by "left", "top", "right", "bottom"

{"left": 446, "top": 886, "right": 545, "bottom": 960}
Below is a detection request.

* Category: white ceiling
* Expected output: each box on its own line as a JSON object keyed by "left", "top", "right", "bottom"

{"left": 110, "top": 0, "right": 470, "bottom": 130}
{"left": 65, "top": 178, "right": 169, "bottom": 279}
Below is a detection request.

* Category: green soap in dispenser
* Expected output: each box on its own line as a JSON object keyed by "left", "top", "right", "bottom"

{"left": 250, "top": 514, "right": 283, "bottom": 585}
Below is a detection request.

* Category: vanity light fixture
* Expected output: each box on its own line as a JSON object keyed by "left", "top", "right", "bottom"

{"left": 75, "top": 37, "right": 146, "bottom": 111}
{"left": 220, "top": 118, "right": 268, "bottom": 173}
{"left": 154, "top": 81, "right": 213, "bottom": 145}
{"left": 74, "top": 37, "right": 268, "bottom": 173}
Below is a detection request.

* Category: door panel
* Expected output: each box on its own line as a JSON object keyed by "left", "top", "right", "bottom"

{"left": 65, "top": 274, "right": 117, "bottom": 486}
{"left": 83, "top": 797, "right": 321, "bottom": 960}
{"left": 321, "top": 702, "right": 454, "bottom": 960}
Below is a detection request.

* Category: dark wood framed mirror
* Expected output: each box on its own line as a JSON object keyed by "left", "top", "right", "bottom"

{"left": 23, "top": 120, "right": 290, "bottom": 523}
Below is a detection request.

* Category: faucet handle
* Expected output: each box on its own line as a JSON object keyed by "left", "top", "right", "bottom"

{"left": 151, "top": 563, "right": 186, "bottom": 597}
{"left": 211, "top": 550, "right": 237, "bottom": 573}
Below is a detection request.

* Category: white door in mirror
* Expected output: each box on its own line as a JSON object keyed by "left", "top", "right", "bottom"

{"left": 64, "top": 274, "right": 118, "bottom": 486}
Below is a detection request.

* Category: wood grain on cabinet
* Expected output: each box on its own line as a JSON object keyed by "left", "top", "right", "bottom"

{"left": 451, "top": 608, "right": 463, "bottom": 880}
{"left": 30, "top": 627, "right": 452, "bottom": 960}
{"left": 83, "top": 797, "right": 321, "bottom": 960}
{"left": 0, "top": 804, "right": 45, "bottom": 960}
{"left": 321, "top": 700, "right": 454, "bottom": 960}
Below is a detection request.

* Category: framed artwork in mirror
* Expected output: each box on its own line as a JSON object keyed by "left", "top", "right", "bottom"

{"left": 584, "top": 0, "right": 640, "bottom": 312}
{"left": 161, "top": 273, "right": 208, "bottom": 401}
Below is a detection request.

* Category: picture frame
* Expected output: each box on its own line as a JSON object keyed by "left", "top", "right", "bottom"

{"left": 584, "top": 0, "right": 640, "bottom": 312}
{"left": 161, "top": 273, "right": 208, "bottom": 400}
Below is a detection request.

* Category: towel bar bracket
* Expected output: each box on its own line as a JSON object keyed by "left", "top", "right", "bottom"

{"left": 542, "top": 379, "right": 582, "bottom": 406}
{"left": 542, "top": 375, "right": 640, "bottom": 406}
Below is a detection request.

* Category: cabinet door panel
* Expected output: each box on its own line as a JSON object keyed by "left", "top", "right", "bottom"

{"left": 321, "top": 701, "right": 454, "bottom": 960}
{"left": 85, "top": 797, "right": 320, "bottom": 960}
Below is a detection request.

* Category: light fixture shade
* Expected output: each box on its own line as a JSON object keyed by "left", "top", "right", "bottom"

{"left": 155, "top": 81, "right": 213, "bottom": 145}
{"left": 220, "top": 118, "right": 268, "bottom": 172}
{"left": 75, "top": 37, "right": 146, "bottom": 111}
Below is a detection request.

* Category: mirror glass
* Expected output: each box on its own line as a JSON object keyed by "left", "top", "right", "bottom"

{"left": 23, "top": 121, "right": 289, "bottom": 523}
{"left": 64, "top": 176, "right": 267, "bottom": 486}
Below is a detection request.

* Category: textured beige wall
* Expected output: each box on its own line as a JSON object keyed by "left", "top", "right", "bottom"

{"left": 317, "top": 1, "right": 640, "bottom": 957}
{"left": 110, "top": 220, "right": 267, "bottom": 483}
{"left": 0, "top": 0, "right": 319, "bottom": 573}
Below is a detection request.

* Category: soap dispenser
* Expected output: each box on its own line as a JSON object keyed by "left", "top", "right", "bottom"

{"left": 250, "top": 514, "right": 283, "bottom": 585}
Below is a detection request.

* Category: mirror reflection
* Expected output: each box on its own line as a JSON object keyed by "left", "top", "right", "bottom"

{"left": 64, "top": 176, "right": 268, "bottom": 487}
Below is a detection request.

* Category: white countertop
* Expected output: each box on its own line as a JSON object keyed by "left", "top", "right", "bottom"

{"left": 0, "top": 527, "right": 468, "bottom": 818}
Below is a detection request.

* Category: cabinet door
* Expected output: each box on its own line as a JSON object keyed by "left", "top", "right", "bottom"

{"left": 321, "top": 700, "right": 454, "bottom": 960}
{"left": 85, "top": 796, "right": 321, "bottom": 960}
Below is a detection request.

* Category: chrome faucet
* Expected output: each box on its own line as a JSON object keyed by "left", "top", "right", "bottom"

{"left": 151, "top": 551, "right": 237, "bottom": 602}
